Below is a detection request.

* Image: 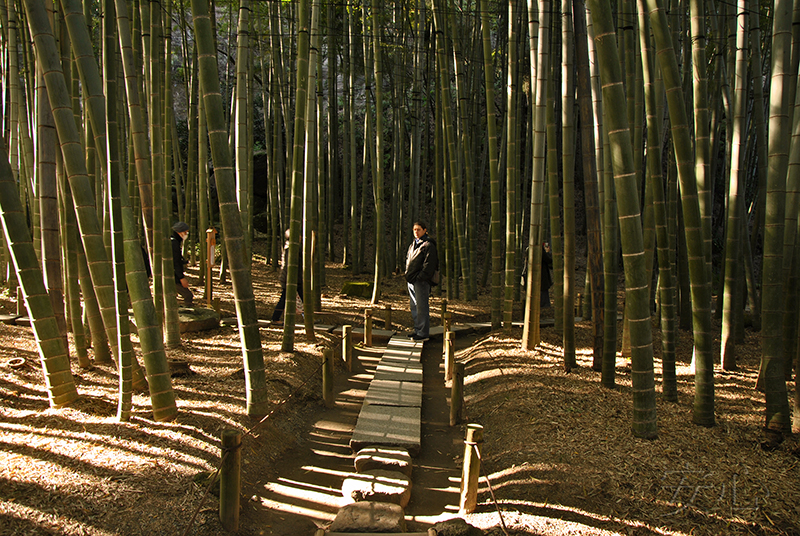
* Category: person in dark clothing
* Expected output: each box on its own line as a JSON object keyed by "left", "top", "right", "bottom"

{"left": 521, "top": 242, "right": 553, "bottom": 308}
{"left": 404, "top": 220, "right": 439, "bottom": 341}
{"left": 171, "top": 221, "right": 193, "bottom": 307}
{"left": 271, "top": 229, "right": 304, "bottom": 324}
{"left": 540, "top": 242, "right": 553, "bottom": 308}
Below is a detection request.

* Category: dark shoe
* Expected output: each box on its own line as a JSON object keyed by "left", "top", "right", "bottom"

{"left": 411, "top": 334, "right": 429, "bottom": 342}
{"left": 407, "top": 333, "right": 416, "bottom": 339}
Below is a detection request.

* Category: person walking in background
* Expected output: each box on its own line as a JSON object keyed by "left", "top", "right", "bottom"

{"left": 171, "top": 221, "right": 193, "bottom": 307}
{"left": 271, "top": 229, "right": 304, "bottom": 325}
{"left": 405, "top": 220, "right": 439, "bottom": 342}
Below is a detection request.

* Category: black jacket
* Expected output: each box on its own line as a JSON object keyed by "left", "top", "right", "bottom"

{"left": 278, "top": 241, "right": 303, "bottom": 287}
{"left": 405, "top": 234, "right": 439, "bottom": 284}
{"left": 171, "top": 231, "right": 186, "bottom": 283}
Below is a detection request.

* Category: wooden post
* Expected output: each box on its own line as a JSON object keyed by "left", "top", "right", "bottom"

{"left": 576, "top": 293, "right": 583, "bottom": 317}
{"left": 219, "top": 429, "right": 242, "bottom": 532}
{"left": 364, "top": 308, "right": 373, "bottom": 347}
{"left": 343, "top": 325, "right": 352, "bottom": 372}
{"left": 322, "top": 348, "right": 334, "bottom": 407}
{"left": 450, "top": 362, "right": 464, "bottom": 426}
{"left": 206, "top": 228, "right": 216, "bottom": 307}
{"left": 445, "top": 330, "right": 455, "bottom": 381}
{"left": 441, "top": 299, "right": 448, "bottom": 325}
{"left": 385, "top": 304, "right": 392, "bottom": 330}
{"left": 459, "top": 424, "right": 483, "bottom": 515}
{"left": 443, "top": 311, "right": 452, "bottom": 334}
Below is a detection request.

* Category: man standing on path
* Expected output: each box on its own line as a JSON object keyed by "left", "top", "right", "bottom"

{"left": 171, "top": 221, "right": 193, "bottom": 307}
{"left": 405, "top": 221, "right": 439, "bottom": 341}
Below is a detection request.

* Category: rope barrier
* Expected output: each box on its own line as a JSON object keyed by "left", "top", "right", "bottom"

{"left": 180, "top": 359, "right": 325, "bottom": 536}
{"left": 473, "top": 443, "right": 510, "bottom": 536}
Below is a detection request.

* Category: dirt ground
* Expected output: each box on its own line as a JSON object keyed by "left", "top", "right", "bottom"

{"left": 1, "top": 237, "right": 799, "bottom": 536}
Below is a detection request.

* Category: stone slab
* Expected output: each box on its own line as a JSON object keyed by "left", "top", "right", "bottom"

{"left": 354, "top": 446, "right": 412, "bottom": 476}
{"left": 385, "top": 336, "right": 423, "bottom": 351}
{"left": 373, "top": 359, "right": 422, "bottom": 383}
{"left": 350, "top": 404, "right": 420, "bottom": 456}
{"left": 381, "top": 350, "right": 421, "bottom": 364}
{"left": 364, "top": 379, "right": 422, "bottom": 407}
{"left": 341, "top": 469, "right": 411, "bottom": 507}
{"left": 327, "top": 501, "right": 406, "bottom": 533}
{"left": 177, "top": 307, "right": 220, "bottom": 333}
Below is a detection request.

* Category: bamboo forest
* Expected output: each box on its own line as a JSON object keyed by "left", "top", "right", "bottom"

{"left": 1, "top": 0, "right": 799, "bottom": 534}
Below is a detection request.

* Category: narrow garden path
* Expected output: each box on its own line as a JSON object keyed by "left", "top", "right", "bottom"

{"left": 243, "top": 333, "right": 473, "bottom": 535}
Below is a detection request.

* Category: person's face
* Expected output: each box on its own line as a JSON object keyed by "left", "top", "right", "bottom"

{"left": 412, "top": 225, "right": 426, "bottom": 239}
{"left": 179, "top": 231, "right": 189, "bottom": 240}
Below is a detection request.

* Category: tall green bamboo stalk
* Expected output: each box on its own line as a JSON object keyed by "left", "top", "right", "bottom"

{"left": 587, "top": 0, "right": 657, "bottom": 438}
{"left": 191, "top": 0, "right": 269, "bottom": 415}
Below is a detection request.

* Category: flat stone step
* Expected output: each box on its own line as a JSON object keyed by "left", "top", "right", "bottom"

{"left": 341, "top": 469, "right": 412, "bottom": 507}
{"left": 354, "top": 446, "right": 412, "bottom": 476}
{"left": 350, "top": 404, "right": 420, "bottom": 456}
{"left": 373, "top": 360, "right": 422, "bottom": 383}
{"left": 326, "top": 501, "right": 407, "bottom": 533}
{"left": 364, "top": 379, "right": 422, "bottom": 407}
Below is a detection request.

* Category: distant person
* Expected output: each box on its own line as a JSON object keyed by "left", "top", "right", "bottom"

{"left": 540, "top": 242, "right": 553, "bottom": 308}
{"left": 171, "top": 221, "right": 193, "bottom": 307}
{"left": 404, "top": 220, "right": 439, "bottom": 342}
{"left": 521, "top": 242, "right": 553, "bottom": 308}
{"left": 271, "top": 229, "right": 304, "bottom": 324}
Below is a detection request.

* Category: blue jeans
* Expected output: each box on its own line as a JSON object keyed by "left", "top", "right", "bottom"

{"left": 408, "top": 280, "right": 431, "bottom": 338}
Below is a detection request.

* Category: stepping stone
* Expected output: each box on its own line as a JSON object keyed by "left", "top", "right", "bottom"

{"left": 350, "top": 404, "right": 421, "bottom": 456}
{"left": 354, "top": 446, "right": 412, "bottom": 476}
{"left": 327, "top": 501, "right": 406, "bottom": 533}
{"left": 364, "top": 379, "right": 422, "bottom": 407}
{"left": 178, "top": 307, "right": 220, "bottom": 333}
{"left": 341, "top": 469, "right": 411, "bottom": 507}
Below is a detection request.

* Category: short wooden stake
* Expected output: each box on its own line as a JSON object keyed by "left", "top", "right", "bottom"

{"left": 441, "top": 299, "right": 448, "bottom": 325}
{"left": 459, "top": 424, "right": 483, "bottom": 515}
{"left": 445, "top": 331, "right": 455, "bottom": 381}
{"left": 364, "top": 309, "right": 373, "bottom": 347}
{"left": 385, "top": 304, "right": 392, "bottom": 330}
{"left": 219, "top": 429, "right": 242, "bottom": 532}
{"left": 443, "top": 311, "right": 452, "bottom": 334}
{"left": 342, "top": 325, "right": 352, "bottom": 372}
{"left": 450, "top": 362, "right": 464, "bottom": 426}
{"left": 322, "top": 348, "right": 334, "bottom": 407}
